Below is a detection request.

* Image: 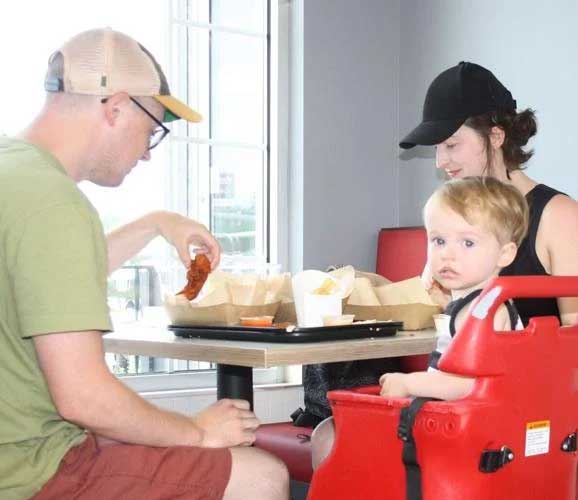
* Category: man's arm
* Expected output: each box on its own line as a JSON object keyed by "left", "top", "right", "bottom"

{"left": 34, "top": 331, "right": 257, "bottom": 448}
{"left": 106, "top": 211, "right": 221, "bottom": 275}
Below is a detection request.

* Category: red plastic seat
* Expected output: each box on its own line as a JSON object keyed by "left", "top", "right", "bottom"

{"left": 309, "top": 276, "right": 578, "bottom": 500}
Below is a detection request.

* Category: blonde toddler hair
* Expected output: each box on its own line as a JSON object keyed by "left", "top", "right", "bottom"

{"left": 425, "top": 176, "right": 529, "bottom": 246}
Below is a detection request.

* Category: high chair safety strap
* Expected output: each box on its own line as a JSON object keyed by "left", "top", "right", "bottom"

{"left": 398, "top": 397, "right": 438, "bottom": 500}
{"left": 447, "top": 289, "right": 483, "bottom": 337}
{"left": 448, "top": 289, "right": 519, "bottom": 337}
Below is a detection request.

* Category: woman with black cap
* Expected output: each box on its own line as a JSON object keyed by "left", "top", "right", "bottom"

{"left": 400, "top": 61, "right": 578, "bottom": 326}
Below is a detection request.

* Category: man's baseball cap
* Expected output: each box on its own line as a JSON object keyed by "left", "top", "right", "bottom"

{"left": 44, "top": 28, "right": 201, "bottom": 123}
{"left": 399, "top": 61, "right": 516, "bottom": 149}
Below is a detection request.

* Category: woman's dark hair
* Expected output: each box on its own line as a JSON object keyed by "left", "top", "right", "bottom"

{"left": 464, "top": 108, "right": 537, "bottom": 175}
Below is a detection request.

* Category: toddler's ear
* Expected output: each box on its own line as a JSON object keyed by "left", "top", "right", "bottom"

{"left": 497, "top": 241, "right": 517, "bottom": 268}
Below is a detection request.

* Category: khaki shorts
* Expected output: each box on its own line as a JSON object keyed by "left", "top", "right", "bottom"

{"left": 33, "top": 433, "right": 232, "bottom": 500}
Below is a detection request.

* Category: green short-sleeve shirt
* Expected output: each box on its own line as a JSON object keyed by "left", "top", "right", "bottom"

{"left": 0, "top": 137, "right": 113, "bottom": 498}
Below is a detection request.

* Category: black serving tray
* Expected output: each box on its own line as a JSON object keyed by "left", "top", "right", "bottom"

{"left": 169, "top": 321, "right": 403, "bottom": 343}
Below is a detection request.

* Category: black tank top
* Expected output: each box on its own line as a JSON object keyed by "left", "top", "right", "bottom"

{"left": 500, "top": 184, "right": 564, "bottom": 326}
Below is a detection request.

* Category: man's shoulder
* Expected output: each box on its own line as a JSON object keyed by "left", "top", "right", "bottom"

{"left": 0, "top": 137, "right": 73, "bottom": 187}
{"left": 0, "top": 138, "right": 92, "bottom": 224}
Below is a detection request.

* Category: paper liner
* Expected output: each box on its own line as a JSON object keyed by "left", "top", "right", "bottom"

{"left": 192, "top": 282, "right": 231, "bottom": 307}
{"left": 343, "top": 303, "right": 441, "bottom": 330}
{"left": 165, "top": 299, "right": 281, "bottom": 326}
{"left": 348, "top": 277, "right": 381, "bottom": 306}
{"left": 274, "top": 301, "right": 297, "bottom": 324}
{"left": 227, "top": 275, "right": 267, "bottom": 305}
{"left": 354, "top": 270, "right": 391, "bottom": 287}
{"left": 374, "top": 276, "right": 436, "bottom": 306}
{"left": 264, "top": 272, "right": 292, "bottom": 302}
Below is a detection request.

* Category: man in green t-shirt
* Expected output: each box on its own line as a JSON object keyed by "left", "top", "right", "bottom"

{"left": 0, "top": 28, "right": 288, "bottom": 500}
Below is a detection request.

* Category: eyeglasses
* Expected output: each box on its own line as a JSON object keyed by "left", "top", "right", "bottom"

{"left": 101, "top": 96, "right": 170, "bottom": 150}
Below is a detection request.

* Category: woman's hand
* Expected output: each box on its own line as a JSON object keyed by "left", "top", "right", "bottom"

{"left": 154, "top": 212, "right": 221, "bottom": 270}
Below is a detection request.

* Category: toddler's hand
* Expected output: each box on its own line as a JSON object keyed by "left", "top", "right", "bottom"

{"left": 420, "top": 262, "right": 435, "bottom": 290}
{"left": 421, "top": 263, "right": 450, "bottom": 308}
{"left": 379, "top": 372, "right": 410, "bottom": 398}
{"left": 428, "top": 281, "right": 451, "bottom": 309}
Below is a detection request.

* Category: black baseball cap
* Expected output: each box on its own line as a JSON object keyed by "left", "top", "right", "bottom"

{"left": 399, "top": 61, "right": 517, "bottom": 149}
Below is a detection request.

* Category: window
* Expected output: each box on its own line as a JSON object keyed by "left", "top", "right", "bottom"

{"left": 166, "top": 0, "right": 272, "bottom": 273}
{"left": 104, "top": 0, "right": 278, "bottom": 382}
{"left": 0, "top": 0, "right": 283, "bottom": 386}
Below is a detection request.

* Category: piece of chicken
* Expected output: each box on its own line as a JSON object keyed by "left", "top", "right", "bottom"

{"left": 177, "top": 253, "right": 212, "bottom": 301}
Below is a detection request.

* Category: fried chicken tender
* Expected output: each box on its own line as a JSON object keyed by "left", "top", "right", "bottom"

{"left": 177, "top": 253, "right": 212, "bottom": 301}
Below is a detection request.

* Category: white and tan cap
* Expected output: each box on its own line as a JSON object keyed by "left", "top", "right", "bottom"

{"left": 44, "top": 27, "right": 201, "bottom": 123}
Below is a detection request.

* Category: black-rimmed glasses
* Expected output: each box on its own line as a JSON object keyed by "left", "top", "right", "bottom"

{"left": 101, "top": 96, "right": 170, "bottom": 150}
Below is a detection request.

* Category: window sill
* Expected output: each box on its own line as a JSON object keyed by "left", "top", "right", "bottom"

{"left": 138, "top": 381, "right": 303, "bottom": 398}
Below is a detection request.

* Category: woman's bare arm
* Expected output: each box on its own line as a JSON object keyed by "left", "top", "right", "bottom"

{"left": 539, "top": 195, "right": 578, "bottom": 325}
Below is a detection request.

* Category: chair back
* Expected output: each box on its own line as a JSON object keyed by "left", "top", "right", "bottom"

{"left": 376, "top": 226, "right": 427, "bottom": 282}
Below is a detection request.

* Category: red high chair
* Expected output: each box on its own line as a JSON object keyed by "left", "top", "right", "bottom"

{"left": 308, "top": 276, "right": 578, "bottom": 500}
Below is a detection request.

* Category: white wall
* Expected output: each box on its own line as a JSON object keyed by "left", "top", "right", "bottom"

{"left": 289, "top": 0, "right": 401, "bottom": 272}
{"left": 289, "top": 0, "right": 578, "bottom": 269}
{"left": 398, "top": 0, "right": 578, "bottom": 224}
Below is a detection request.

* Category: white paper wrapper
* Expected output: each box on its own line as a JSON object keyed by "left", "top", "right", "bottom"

{"left": 433, "top": 313, "right": 450, "bottom": 334}
{"left": 328, "top": 265, "right": 356, "bottom": 298}
{"left": 302, "top": 294, "right": 342, "bottom": 327}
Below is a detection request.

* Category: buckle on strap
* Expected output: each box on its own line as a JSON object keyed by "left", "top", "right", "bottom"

{"left": 479, "top": 446, "right": 515, "bottom": 473}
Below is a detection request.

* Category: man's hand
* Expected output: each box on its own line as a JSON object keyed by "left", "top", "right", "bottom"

{"left": 379, "top": 372, "right": 411, "bottom": 398}
{"left": 107, "top": 211, "right": 221, "bottom": 274}
{"left": 193, "top": 399, "right": 260, "bottom": 448}
{"left": 154, "top": 211, "right": 221, "bottom": 270}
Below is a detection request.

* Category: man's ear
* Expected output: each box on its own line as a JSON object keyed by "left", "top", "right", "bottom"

{"left": 497, "top": 241, "right": 517, "bottom": 268}
{"left": 490, "top": 126, "right": 506, "bottom": 149}
{"left": 101, "top": 92, "right": 131, "bottom": 126}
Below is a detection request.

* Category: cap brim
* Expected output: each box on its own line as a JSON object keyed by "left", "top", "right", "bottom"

{"left": 399, "top": 118, "right": 464, "bottom": 149}
{"left": 154, "top": 95, "right": 202, "bottom": 123}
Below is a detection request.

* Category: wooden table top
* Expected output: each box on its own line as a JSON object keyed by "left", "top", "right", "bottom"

{"left": 104, "top": 326, "right": 436, "bottom": 368}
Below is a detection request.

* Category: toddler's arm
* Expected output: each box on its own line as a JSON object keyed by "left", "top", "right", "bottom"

{"left": 379, "top": 370, "right": 474, "bottom": 401}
